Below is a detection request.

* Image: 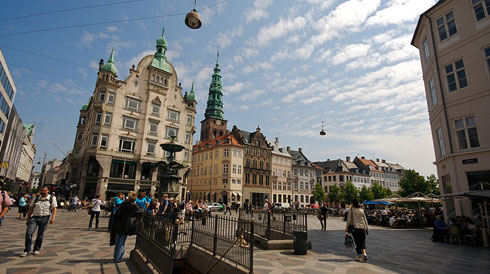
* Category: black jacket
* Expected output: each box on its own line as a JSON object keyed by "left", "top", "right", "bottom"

{"left": 112, "top": 201, "right": 141, "bottom": 235}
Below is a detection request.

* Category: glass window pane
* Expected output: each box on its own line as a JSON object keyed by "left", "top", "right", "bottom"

{"left": 448, "top": 20, "right": 457, "bottom": 36}
{"left": 466, "top": 116, "right": 476, "bottom": 126}
{"left": 457, "top": 70, "right": 467, "bottom": 88}
{"left": 474, "top": 4, "right": 485, "bottom": 20}
{"left": 445, "top": 64, "right": 453, "bottom": 73}
{"left": 456, "top": 130, "right": 468, "bottom": 149}
{"left": 455, "top": 60, "right": 464, "bottom": 69}
{"left": 455, "top": 119, "right": 464, "bottom": 129}
{"left": 437, "top": 17, "right": 444, "bottom": 26}
{"left": 468, "top": 128, "right": 480, "bottom": 148}
{"left": 438, "top": 26, "right": 447, "bottom": 41}
{"left": 446, "top": 12, "right": 454, "bottom": 21}
{"left": 485, "top": 47, "right": 490, "bottom": 57}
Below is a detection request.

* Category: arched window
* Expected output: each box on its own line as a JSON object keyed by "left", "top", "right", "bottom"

{"left": 152, "top": 74, "right": 155, "bottom": 81}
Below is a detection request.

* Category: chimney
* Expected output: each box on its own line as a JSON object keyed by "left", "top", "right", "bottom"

{"left": 361, "top": 156, "right": 365, "bottom": 159}
{"left": 346, "top": 156, "right": 350, "bottom": 162}
{"left": 382, "top": 159, "right": 386, "bottom": 163}
{"left": 287, "top": 146, "right": 290, "bottom": 152}
{"left": 275, "top": 137, "right": 279, "bottom": 143}
{"left": 376, "top": 158, "right": 379, "bottom": 162}
{"left": 99, "top": 59, "right": 104, "bottom": 70}
{"left": 327, "top": 158, "right": 330, "bottom": 161}
{"left": 298, "top": 147, "right": 303, "bottom": 153}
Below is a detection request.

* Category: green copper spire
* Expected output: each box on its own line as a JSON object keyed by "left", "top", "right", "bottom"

{"left": 204, "top": 51, "right": 224, "bottom": 120}
{"left": 100, "top": 49, "right": 118, "bottom": 75}
{"left": 151, "top": 27, "right": 171, "bottom": 73}
{"left": 186, "top": 81, "right": 196, "bottom": 102}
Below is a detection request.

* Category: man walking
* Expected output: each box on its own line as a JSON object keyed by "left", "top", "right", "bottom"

{"left": 21, "top": 186, "right": 57, "bottom": 257}
{"left": 224, "top": 202, "right": 232, "bottom": 215}
{"left": 320, "top": 202, "right": 328, "bottom": 230}
{"left": 0, "top": 181, "right": 13, "bottom": 228}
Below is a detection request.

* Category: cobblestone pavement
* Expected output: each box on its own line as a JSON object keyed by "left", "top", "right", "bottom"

{"left": 0, "top": 209, "right": 137, "bottom": 274}
{"left": 1, "top": 210, "right": 489, "bottom": 274}
{"left": 254, "top": 216, "right": 490, "bottom": 274}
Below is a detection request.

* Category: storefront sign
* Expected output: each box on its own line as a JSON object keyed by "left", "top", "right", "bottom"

{"left": 462, "top": 158, "right": 478, "bottom": 165}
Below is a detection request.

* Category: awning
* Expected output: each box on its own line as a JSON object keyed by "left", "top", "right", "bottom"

{"left": 443, "top": 190, "right": 490, "bottom": 200}
{"left": 363, "top": 201, "right": 393, "bottom": 205}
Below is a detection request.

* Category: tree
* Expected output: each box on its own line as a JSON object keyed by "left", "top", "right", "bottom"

{"left": 384, "top": 187, "right": 392, "bottom": 197}
{"left": 426, "top": 174, "right": 440, "bottom": 195}
{"left": 328, "top": 184, "right": 342, "bottom": 204}
{"left": 312, "top": 182, "right": 326, "bottom": 203}
{"left": 370, "top": 182, "right": 387, "bottom": 199}
{"left": 359, "top": 185, "right": 374, "bottom": 202}
{"left": 342, "top": 181, "right": 359, "bottom": 205}
{"left": 399, "top": 169, "right": 428, "bottom": 196}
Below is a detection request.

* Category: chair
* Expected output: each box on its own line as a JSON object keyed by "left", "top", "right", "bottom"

{"left": 448, "top": 225, "right": 461, "bottom": 245}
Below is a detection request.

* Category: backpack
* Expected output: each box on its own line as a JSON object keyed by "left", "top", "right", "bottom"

{"left": 34, "top": 195, "right": 54, "bottom": 212}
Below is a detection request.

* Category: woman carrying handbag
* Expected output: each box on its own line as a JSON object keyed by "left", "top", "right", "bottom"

{"left": 345, "top": 198, "right": 369, "bottom": 262}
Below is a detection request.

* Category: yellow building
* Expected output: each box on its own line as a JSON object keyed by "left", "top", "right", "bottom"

{"left": 189, "top": 133, "right": 243, "bottom": 205}
{"left": 268, "top": 138, "right": 293, "bottom": 205}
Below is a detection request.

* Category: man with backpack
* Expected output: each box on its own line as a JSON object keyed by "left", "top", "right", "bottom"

{"left": 20, "top": 186, "right": 57, "bottom": 257}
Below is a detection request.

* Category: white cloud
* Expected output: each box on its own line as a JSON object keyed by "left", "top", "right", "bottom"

{"left": 242, "top": 61, "right": 273, "bottom": 74}
{"left": 366, "top": 0, "right": 436, "bottom": 26}
{"left": 243, "top": 48, "right": 259, "bottom": 58}
{"left": 225, "top": 82, "right": 245, "bottom": 94}
{"left": 234, "top": 55, "right": 243, "bottom": 63}
{"left": 254, "top": 16, "right": 307, "bottom": 46}
{"left": 332, "top": 43, "right": 370, "bottom": 65}
{"left": 81, "top": 31, "right": 96, "bottom": 47}
{"left": 245, "top": 0, "right": 273, "bottom": 22}
{"left": 239, "top": 89, "right": 264, "bottom": 100}
{"left": 125, "top": 50, "right": 154, "bottom": 71}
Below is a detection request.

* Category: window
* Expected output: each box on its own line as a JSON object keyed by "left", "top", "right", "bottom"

{"left": 445, "top": 60, "right": 467, "bottom": 92}
{"left": 224, "top": 148, "right": 229, "bottom": 157}
{"left": 123, "top": 116, "right": 138, "bottom": 131}
{"left": 100, "top": 134, "right": 108, "bottom": 148}
{"left": 429, "top": 79, "right": 437, "bottom": 107}
{"left": 185, "top": 131, "right": 191, "bottom": 144}
{"left": 146, "top": 141, "right": 155, "bottom": 154}
{"left": 184, "top": 149, "right": 190, "bottom": 162}
{"left": 300, "top": 182, "right": 304, "bottom": 190}
{"left": 233, "top": 149, "right": 237, "bottom": 157}
{"left": 99, "top": 91, "right": 106, "bottom": 102}
{"left": 223, "top": 179, "right": 228, "bottom": 184}
{"left": 232, "top": 179, "right": 236, "bottom": 184}
{"left": 232, "top": 164, "right": 237, "bottom": 174}
{"left": 472, "top": 0, "right": 490, "bottom": 21}
{"left": 149, "top": 121, "right": 158, "bottom": 134}
{"left": 437, "top": 128, "right": 446, "bottom": 157}
{"left": 165, "top": 126, "right": 178, "bottom": 138}
{"left": 437, "top": 11, "right": 457, "bottom": 41}
{"left": 223, "top": 164, "right": 229, "bottom": 174}
{"left": 485, "top": 46, "right": 490, "bottom": 74}
{"left": 125, "top": 97, "right": 140, "bottom": 111}
{"left": 152, "top": 104, "right": 160, "bottom": 115}
{"left": 238, "top": 165, "right": 242, "bottom": 174}
{"left": 104, "top": 112, "right": 112, "bottom": 126}
{"left": 167, "top": 109, "right": 180, "bottom": 122}
{"left": 238, "top": 151, "right": 242, "bottom": 158}
{"left": 95, "top": 112, "right": 102, "bottom": 124}
{"left": 238, "top": 179, "right": 241, "bottom": 185}
{"left": 215, "top": 150, "right": 219, "bottom": 158}
{"left": 107, "top": 92, "right": 115, "bottom": 104}
{"left": 214, "top": 165, "right": 218, "bottom": 175}
{"left": 119, "top": 138, "right": 136, "bottom": 153}
{"left": 423, "top": 39, "right": 430, "bottom": 60}
{"left": 187, "top": 114, "right": 192, "bottom": 126}
{"left": 77, "top": 133, "right": 83, "bottom": 141}
{"left": 455, "top": 116, "right": 480, "bottom": 149}
{"left": 91, "top": 133, "right": 98, "bottom": 147}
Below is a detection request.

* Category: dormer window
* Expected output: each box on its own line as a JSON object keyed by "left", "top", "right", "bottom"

{"left": 99, "top": 91, "right": 106, "bottom": 102}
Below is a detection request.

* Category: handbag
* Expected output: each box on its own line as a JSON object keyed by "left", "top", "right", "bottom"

{"left": 344, "top": 234, "right": 355, "bottom": 249}
{"left": 347, "top": 208, "right": 355, "bottom": 233}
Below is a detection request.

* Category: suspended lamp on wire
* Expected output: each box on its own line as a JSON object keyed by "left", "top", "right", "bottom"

{"left": 319, "top": 121, "right": 326, "bottom": 136}
{"left": 185, "top": 0, "right": 202, "bottom": 29}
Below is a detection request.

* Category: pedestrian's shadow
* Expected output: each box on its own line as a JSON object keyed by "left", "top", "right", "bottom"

{"left": 318, "top": 258, "right": 352, "bottom": 263}
{"left": 68, "top": 259, "right": 114, "bottom": 264}
{"left": 0, "top": 250, "right": 17, "bottom": 257}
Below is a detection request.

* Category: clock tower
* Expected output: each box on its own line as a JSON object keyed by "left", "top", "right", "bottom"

{"left": 200, "top": 51, "right": 227, "bottom": 142}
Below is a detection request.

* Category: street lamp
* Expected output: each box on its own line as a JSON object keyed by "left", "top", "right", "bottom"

{"left": 319, "top": 121, "right": 326, "bottom": 136}
{"left": 185, "top": 0, "right": 202, "bottom": 29}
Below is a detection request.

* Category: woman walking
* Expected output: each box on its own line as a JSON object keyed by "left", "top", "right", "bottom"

{"left": 111, "top": 191, "right": 141, "bottom": 263}
{"left": 88, "top": 195, "right": 103, "bottom": 229}
{"left": 16, "top": 194, "right": 28, "bottom": 219}
{"left": 345, "top": 198, "right": 369, "bottom": 262}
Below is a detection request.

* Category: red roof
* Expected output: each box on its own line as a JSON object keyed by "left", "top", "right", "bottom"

{"left": 193, "top": 132, "right": 242, "bottom": 151}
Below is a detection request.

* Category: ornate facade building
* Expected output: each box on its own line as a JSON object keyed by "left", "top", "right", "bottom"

{"left": 288, "top": 147, "right": 314, "bottom": 207}
{"left": 268, "top": 138, "right": 292, "bottom": 205}
{"left": 70, "top": 28, "right": 196, "bottom": 200}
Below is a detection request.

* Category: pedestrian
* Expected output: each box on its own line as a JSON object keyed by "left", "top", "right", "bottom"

{"left": 158, "top": 194, "right": 169, "bottom": 216}
{"left": 224, "top": 202, "right": 232, "bottom": 215}
{"left": 0, "top": 181, "right": 13, "bottom": 228}
{"left": 16, "top": 194, "right": 28, "bottom": 219}
{"left": 21, "top": 186, "right": 57, "bottom": 257}
{"left": 345, "top": 198, "right": 369, "bottom": 262}
{"left": 111, "top": 191, "right": 141, "bottom": 263}
{"left": 88, "top": 194, "right": 103, "bottom": 229}
{"left": 70, "top": 195, "right": 79, "bottom": 212}
{"left": 108, "top": 193, "right": 124, "bottom": 231}
{"left": 320, "top": 202, "right": 328, "bottom": 230}
{"left": 135, "top": 192, "right": 147, "bottom": 212}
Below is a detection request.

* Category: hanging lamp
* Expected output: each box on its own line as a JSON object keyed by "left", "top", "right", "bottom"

{"left": 185, "top": 0, "right": 202, "bottom": 29}
{"left": 319, "top": 121, "right": 326, "bottom": 136}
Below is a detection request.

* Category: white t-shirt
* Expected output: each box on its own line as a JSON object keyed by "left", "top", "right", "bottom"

{"left": 91, "top": 199, "right": 102, "bottom": 212}
{"left": 30, "top": 195, "right": 58, "bottom": 217}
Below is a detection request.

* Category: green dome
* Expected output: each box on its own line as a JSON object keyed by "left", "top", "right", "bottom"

{"left": 101, "top": 49, "right": 118, "bottom": 75}
{"left": 81, "top": 104, "right": 88, "bottom": 111}
{"left": 186, "top": 82, "right": 196, "bottom": 102}
{"left": 156, "top": 27, "right": 168, "bottom": 48}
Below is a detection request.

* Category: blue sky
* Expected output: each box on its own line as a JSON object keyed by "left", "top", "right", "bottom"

{"left": 1, "top": 0, "right": 437, "bottom": 176}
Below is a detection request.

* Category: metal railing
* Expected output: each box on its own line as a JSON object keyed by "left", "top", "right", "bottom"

{"left": 238, "top": 208, "right": 308, "bottom": 240}
{"left": 135, "top": 212, "right": 254, "bottom": 273}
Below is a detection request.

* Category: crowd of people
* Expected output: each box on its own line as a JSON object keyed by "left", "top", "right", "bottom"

{"left": 361, "top": 207, "right": 443, "bottom": 229}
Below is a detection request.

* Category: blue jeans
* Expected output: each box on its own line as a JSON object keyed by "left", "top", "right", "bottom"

{"left": 113, "top": 234, "right": 127, "bottom": 262}
{"left": 89, "top": 211, "right": 100, "bottom": 228}
{"left": 24, "top": 216, "right": 50, "bottom": 253}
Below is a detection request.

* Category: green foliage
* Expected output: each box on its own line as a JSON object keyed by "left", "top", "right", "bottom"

{"left": 370, "top": 182, "right": 387, "bottom": 199}
{"left": 399, "top": 169, "right": 429, "bottom": 196}
{"left": 359, "top": 185, "right": 374, "bottom": 202}
{"left": 342, "top": 181, "right": 359, "bottom": 204}
{"left": 312, "top": 182, "right": 326, "bottom": 203}
{"left": 385, "top": 187, "right": 392, "bottom": 197}
{"left": 426, "top": 174, "right": 440, "bottom": 195}
{"left": 327, "top": 184, "right": 342, "bottom": 203}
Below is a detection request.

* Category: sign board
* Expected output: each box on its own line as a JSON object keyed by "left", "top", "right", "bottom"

{"left": 462, "top": 158, "right": 478, "bottom": 165}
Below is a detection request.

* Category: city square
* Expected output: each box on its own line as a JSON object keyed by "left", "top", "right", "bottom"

{"left": 1, "top": 0, "right": 490, "bottom": 273}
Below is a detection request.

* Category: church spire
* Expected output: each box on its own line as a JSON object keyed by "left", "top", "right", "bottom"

{"left": 204, "top": 50, "right": 224, "bottom": 120}
{"left": 151, "top": 26, "right": 171, "bottom": 73}
{"left": 100, "top": 49, "right": 118, "bottom": 75}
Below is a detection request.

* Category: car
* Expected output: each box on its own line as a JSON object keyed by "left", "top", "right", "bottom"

{"left": 206, "top": 202, "right": 224, "bottom": 212}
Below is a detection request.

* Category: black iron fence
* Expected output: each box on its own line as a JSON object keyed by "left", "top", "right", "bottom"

{"left": 238, "top": 208, "right": 308, "bottom": 240}
{"left": 135, "top": 212, "right": 254, "bottom": 273}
